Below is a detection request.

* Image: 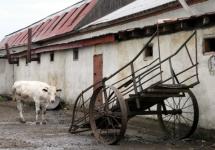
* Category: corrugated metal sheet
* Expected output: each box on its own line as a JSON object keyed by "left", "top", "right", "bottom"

{"left": 85, "top": 0, "right": 176, "bottom": 27}
{"left": 0, "top": 0, "right": 97, "bottom": 49}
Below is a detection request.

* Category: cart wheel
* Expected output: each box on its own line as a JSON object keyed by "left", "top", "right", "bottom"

{"left": 157, "top": 89, "right": 199, "bottom": 139}
{"left": 69, "top": 93, "right": 90, "bottom": 133}
{"left": 89, "top": 85, "right": 127, "bottom": 145}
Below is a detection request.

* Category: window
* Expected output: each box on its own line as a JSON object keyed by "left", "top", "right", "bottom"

{"left": 16, "top": 59, "right": 19, "bottom": 66}
{"left": 73, "top": 48, "right": 79, "bottom": 61}
{"left": 50, "top": 52, "right": 54, "bottom": 62}
{"left": 25, "top": 57, "right": 28, "bottom": 66}
{"left": 204, "top": 37, "right": 215, "bottom": 54}
{"left": 144, "top": 45, "right": 153, "bottom": 60}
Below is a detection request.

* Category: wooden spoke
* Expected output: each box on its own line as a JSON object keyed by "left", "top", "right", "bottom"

{"left": 89, "top": 86, "right": 127, "bottom": 145}
{"left": 157, "top": 89, "right": 199, "bottom": 139}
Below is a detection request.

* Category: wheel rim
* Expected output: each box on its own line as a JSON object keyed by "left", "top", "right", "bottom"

{"left": 157, "top": 89, "right": 199, "bottom": 139}
{"left": 89, "top": 86, "right": 127, "bottom": 145}
{"left": 69, "top": 94, "right": 90, "bottom": 133}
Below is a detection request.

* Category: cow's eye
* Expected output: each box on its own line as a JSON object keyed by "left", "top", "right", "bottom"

{"left": 42, "top": 88, "right": 48, "bottom": 92}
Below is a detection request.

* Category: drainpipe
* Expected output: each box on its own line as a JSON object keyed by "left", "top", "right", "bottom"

{"left": 177, "top": 0, "right": 199, "bottom": 16}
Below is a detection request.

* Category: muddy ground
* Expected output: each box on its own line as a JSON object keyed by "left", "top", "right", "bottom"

{"left": 0, "top": 100, "right": 215, "bottom": 150}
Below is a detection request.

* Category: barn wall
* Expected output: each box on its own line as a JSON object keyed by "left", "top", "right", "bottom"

{"left": 7, "top": 0, "right": 215, "bottom": 130}
{"left": 10, "top": 25, "right": 215, "bottom": 130}
{"left": 195, "top": 27, "right": 215, "bottom": 129}
{"left": 63, "top": 47, "right": 94, "bottom": 103}
{"left": 13, "top": 48, "right": 94, "bottom": 104}
{"left": 96, "top": 27, "right": 215, "bottom": 130}
{"left": 14, "top": 51, "right": 66, "bottom": 100}
{"left": 0, "top": 59, "right": 14, "bottom": 94}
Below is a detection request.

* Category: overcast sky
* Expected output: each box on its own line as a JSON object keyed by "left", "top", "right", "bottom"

{"left": 0, "top": 0, "right": 82, "bottom": 40}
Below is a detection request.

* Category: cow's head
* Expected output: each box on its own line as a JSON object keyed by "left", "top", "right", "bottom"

{"left": 42, "top": 86, "right": 61, "bottom": 104}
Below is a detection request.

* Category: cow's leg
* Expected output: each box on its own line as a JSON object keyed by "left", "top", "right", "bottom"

{"left": 41, "top": 105, "right": 47, "bottom": 125}
{"left": 35, "top": 101, "right": 40, "bottom": 125}
{"left": 17, "top": 100, "right": 25, "bottom": 123}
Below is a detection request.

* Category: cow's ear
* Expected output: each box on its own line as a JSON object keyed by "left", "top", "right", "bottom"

{"left": 42, "top": 88, "right": 48, "bottom": 92}
{"left": 56, "top": 89, "right": 62, "bottom": 92}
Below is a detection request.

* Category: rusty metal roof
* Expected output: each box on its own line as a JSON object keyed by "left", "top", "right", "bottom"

{"left": 0, "top": 0, "right": 97, "bottom": 49}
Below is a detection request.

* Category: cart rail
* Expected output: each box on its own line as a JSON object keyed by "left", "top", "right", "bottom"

{"left": 69, "top": 30, "right": 199, "bottom": 141}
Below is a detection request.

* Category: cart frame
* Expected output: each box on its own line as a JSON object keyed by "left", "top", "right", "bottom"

{"left": 69, "top": 30, "right": 199, "bottom": 144}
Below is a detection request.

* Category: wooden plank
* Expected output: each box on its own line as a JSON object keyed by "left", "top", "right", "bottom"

{"left": 5, "top": 43, "right": 19, "bottom": 64}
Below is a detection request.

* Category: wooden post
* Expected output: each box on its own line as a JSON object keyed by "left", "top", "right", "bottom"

{"left": 5, "top": 43, "right": 19, "bottom": 65}
{"left": 28, "top": 28, "right": 40, "bottom": 63}
{"left": 27, "top": 28, "right": 32, "bottom": 63}
{"left": 5, "top": 43, "right": 11, "bottom": 64}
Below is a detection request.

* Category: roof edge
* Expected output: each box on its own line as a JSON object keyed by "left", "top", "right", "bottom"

{"left": 5, "top": 0, "right": 91, "bottom": 37}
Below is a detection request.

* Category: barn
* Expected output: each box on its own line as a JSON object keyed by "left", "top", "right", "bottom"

{"left": 0, "top": 0, "right": 215, "bottom": 131}
{"left": 0, "top": 0, "right": 135, "bottom": 99}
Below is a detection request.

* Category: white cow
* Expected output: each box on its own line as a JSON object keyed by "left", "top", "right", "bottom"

{"left": 12, "top": 81, "right": 61, "bottom": 124}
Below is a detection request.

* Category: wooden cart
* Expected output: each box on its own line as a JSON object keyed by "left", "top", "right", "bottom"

{"left": 69, "top": 30, "right": 199, "bottom": 145}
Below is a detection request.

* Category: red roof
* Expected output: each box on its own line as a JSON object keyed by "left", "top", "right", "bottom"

{"left": 0, "top": 0, "right": 97, "bottom": 49}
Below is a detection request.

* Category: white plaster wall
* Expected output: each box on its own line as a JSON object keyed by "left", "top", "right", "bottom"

{"left": 8, "top": 26, "right": 215, "bottom": 130}
{"left": 0, "top": 0, "right": 213, "bottom": 132}
{"left": 64, "top": 47, "right": 94, "bottom": 104}
{"left": 14, "top": 51, "right": 66, "bottom": 100}
{"left": 13, "top": 48, "right": 95, "bottom": 104}
{"left": 159, "top": 29, "right": 215, "bottom": 130}
{"left": 195, "top": 27, "right": 215, "bottom": 129}
{"left": 0, "top": 59, "right": 14, "bottom": 94}
{"left": 103, "top": 28, "right": 215, "bottom": 130}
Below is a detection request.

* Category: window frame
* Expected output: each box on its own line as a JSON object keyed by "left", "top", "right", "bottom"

{"left": 203, "top": 35, "right": 215, "bottom": 55}
{"left": 73, "top": 48, "right": 79, "bottom": 61}
{"left": 143, "top": 44, "right": 153, "bottom": 60}
{"left": 50, "top": 52, "right": 55, "bottom": 62}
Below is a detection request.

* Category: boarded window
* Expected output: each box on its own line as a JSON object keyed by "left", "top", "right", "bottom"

{"left": 73, "top": 48, "right": 79, "bottom": 61}
{"left": 204, "top": 37, "right": 215, "bottom": 54}
{"left": 50, "top": 52, "right": 54, "bottom": 62}
{"left": 144, "top": 45, "right": 153, "bottom": 60}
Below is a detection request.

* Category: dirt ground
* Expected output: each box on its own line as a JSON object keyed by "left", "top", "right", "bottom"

{"left": 0, "top": 100, "right": 215, "bottom": 150}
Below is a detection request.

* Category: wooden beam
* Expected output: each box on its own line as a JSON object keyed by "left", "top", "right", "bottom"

{"left": 27, "top": 28, "right": 40, "bottom": 63}
{"left": 145, "top": 27, "right": 155, "bottom": 36}
{"left": 27, "top": 28, "right": 32, "bottom": 63}
{"left": 5, "top": 43, "right": 10, "bottom": 62}
{"left": 131, "top": 29, "right": 144, "bottom": 38}
{"left": 5, "top": 43, "right": 19, "bottom": 65}
{"left": 160, "top": 25, "right": 173, "bottom": 33}
{"left": 118, "top": 31, "right": 130, "bottom": 41}
{"left": 175, "top": 22, "right": 190, "bottom": 30}
{"left": 203, "top": 16, "right": 210, "bottom": 25}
